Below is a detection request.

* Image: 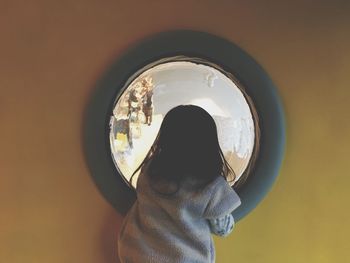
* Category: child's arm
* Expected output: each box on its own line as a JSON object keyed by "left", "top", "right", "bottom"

{"left": 202, "top": 176, "right": 241, "bottom": 219}
{"left": 202, "top": 176, "right": 241, "bottom": 237}
{"left": 208, "top": 213, "right": 235, "bottom": 237}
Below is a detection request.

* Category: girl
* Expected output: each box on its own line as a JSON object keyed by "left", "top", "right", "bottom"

{"left": 118, "top": 105, "right": 241, "bottom": 263}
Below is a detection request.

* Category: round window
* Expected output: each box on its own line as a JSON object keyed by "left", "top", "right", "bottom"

{"left": 84, "top": 30, "right": 285, "bottom": 221}
{"left": 109, "top": 58, "right": 259, "bottom": 189}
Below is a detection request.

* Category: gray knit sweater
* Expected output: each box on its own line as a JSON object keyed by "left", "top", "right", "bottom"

{"left": 118, "top": 173, "right": 241, "bottom": 263}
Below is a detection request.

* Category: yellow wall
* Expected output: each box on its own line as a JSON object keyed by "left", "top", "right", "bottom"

{"left": 1, "top": 1, "right": 349, "bottom": 262}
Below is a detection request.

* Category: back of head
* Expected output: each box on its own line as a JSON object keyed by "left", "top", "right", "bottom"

{"left": 132, "top": 105, "right": 234, "bottom": 192}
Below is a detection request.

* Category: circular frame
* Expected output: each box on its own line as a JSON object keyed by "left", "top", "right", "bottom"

{"left": 110, "top": 56, "right": 260, "bottom": 190}
{"left": 83, "top": 30, "right": 286, "bottom": 221}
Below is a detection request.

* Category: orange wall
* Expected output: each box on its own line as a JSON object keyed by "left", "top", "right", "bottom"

{"left": 1, "top": 1, "right": 349, "bottom": 262}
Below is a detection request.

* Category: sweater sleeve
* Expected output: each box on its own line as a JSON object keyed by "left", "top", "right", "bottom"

{"left": 202, "top": 176, "right": 241, "bottom": 219}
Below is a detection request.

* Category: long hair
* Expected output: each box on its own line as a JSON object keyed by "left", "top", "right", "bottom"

{"left": 129, "top": 105, "right": 235, "bottom": 194}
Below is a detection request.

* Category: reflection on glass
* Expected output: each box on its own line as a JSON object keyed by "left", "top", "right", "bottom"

{"left": 110, "top": 61, "right": 255, "bottom": 188}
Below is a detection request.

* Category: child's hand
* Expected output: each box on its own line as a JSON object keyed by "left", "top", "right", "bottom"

{"left": 208, "top": 214, "right": 235, "bottom": 237}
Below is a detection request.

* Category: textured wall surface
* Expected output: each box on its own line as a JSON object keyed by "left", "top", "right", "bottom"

{"left": 1, "top": 1, "right": 349, "bottom": 262}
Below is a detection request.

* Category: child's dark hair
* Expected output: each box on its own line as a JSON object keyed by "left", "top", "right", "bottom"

{"left": 129, "top": 105, "right": 236, "bottom": 194}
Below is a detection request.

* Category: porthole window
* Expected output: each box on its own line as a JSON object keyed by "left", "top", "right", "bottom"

{"left": 84, "top": 30, "right": 285, "bottom": 221}
{"left": 109, "top": 58, "right": 260, "bottom": 189}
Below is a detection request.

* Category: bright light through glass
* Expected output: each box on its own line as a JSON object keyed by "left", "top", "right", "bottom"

{"left": 109, "top": 61, "right": 256, "bottom": 188}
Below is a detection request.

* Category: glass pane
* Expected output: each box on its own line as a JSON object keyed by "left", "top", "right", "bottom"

{"left": 110, "top": 61, "right": 255, "bottom": 188}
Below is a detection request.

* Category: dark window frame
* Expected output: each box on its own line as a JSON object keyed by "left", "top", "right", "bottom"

{"left": 83, "top": 30, "right": 286, "bottom": 221}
